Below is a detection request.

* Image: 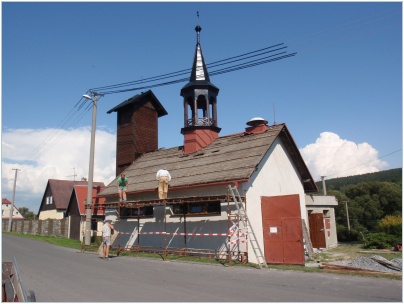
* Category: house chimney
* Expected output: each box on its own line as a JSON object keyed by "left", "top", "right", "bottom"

{"left": 245, "top": 117, "right": 269, "bottom": 134}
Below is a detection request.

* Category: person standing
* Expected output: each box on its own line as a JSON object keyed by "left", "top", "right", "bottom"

{"left": 102, "top": 219, "right": 114, "bottom": 260}
{"left": 156, "top": 169, "right": 171, "bottom": 200}
{"left": 117, "top": 173, "right": 128, "bottom": 202}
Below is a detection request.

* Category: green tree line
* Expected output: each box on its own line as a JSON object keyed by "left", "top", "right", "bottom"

{"left": 323, "top": 168, "right": 402, "bottom": 248}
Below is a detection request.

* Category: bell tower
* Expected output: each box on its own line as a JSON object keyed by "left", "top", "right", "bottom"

{"left": 180, "top": 24, "right": 221, "bottom": 154}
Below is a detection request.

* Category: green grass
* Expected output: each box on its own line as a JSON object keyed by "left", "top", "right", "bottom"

{"left": 4, "top": 232, "right": 83, "bottom": 250}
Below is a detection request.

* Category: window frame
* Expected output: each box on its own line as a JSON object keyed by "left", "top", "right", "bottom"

{"left": 119, "top": 206, "right": 154, "bottom": 218}
{"left": 171, "top": 202, "right": 222, "bottom": 217}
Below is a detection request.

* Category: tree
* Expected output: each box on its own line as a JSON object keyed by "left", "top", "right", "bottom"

{"left": 18, "top": 207, "right": 36, "bottom": 220}
{"left": 329, "top": 181, "right": 402, "bottom": 242}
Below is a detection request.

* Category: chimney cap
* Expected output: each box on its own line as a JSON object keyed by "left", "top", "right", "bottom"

{"left": 246, "top": 117, "right": 268, "bottom": 126}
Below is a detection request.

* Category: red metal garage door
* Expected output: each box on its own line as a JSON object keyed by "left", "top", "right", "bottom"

{"left": 261, "top": 194, "right": 304, "bottom": 265}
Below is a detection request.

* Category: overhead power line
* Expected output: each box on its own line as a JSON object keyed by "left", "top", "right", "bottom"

{"left": 90, "top": 43, "right": 294, "bottom": 95}
{"left": 23, "top": 43, "right": 296, "bottom": 162}
{"left": 22, "top": 7, "right": 400, "bottom": 162}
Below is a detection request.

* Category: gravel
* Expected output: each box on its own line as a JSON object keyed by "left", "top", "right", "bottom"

{"left": 327, "top": 255, "right": 402, "bottom": 274}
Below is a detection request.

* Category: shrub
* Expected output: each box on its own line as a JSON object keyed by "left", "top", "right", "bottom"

{"left": 336, "top": 224, "right": 361, "bottom": 242}
{"left": 378, "top": 215, "right": 402, "bottom": 237}
{"left": 363, "top": 232, "right": 400, "bottom": 249}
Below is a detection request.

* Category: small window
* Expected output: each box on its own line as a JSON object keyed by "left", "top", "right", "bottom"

{"left": 173, "top": 205, "right": 185, "bottom": 214}
{"left": 190, "top": 205, "right": 204, "bottom": 213}
{"left": 120, "top": 206, "right": 154, "bottom": 218}
{"left": 91, "top": 220, "right": 97, "bottom": 231}
{"left": 172, "top": 202, "right": 221, "bottom": 216}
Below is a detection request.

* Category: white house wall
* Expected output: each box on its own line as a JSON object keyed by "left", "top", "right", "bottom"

{"left": 240, "top": 137, "right": 307, "bottom": 264}
{"left": 2, "top": 204, "right": 24, "bottom": 220}
{"left": 38, "top": 209, "right": 64, "bottom": 220}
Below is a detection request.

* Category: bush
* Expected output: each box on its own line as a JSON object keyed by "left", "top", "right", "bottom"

{"left": 336, "top": 224, "right": 364, "bottom": 242}
{"left": 378, "top": 215, "right": 402, "bottom": 237}
{"left": 363, "top": 232, "right": 400, "bottom": 249}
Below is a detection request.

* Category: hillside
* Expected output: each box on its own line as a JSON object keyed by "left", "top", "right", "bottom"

{"left": 316, "top": 168, "right": 402, "bottom": 192}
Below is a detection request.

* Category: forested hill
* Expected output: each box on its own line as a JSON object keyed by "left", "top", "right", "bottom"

{"left": 316, "top": 168, "right": 402, "bottom": 191}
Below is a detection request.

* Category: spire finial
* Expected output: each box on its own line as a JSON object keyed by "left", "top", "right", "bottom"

{"left": 195, "top": 11, "right": 202, "bottom": 44}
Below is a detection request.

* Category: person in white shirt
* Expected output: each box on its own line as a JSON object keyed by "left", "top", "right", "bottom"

{"left": 102, "top": 219, "right": 114, "bottom": 260}
{"left": 156, "top": 169, "right": 171, "bottom": 200}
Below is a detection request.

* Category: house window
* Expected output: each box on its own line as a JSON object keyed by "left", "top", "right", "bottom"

{"left": 46, "top": 196, "right": 53, "bottom": 205}
{"left": 91, "top": 220, "right": 97, "bottom": 231}
{"left": 120, "top": 206, "right": 154, "bottom": 218}
{"left": 171, "top": 202, "right": 222, "bottom": 216}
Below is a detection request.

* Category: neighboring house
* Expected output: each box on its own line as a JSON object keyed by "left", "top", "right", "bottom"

{"left": 98, "top": 24, "right": 338, "bottom": 265}
{"left": 38, "top": 179, "right": 104, "bottom": 220}
{"left": 65, "top": 185, "right": 106, "bottom": 241}
{"left": 2, "top": 198, "right": 25, "bottom": 221}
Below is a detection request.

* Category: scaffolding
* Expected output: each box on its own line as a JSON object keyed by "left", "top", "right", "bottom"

{"left": 93, "top": 186, "right": 250, "bottom": 264}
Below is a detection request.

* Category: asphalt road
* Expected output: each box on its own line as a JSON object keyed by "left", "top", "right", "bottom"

{"left": 2, "top": 234, "right": 402, "bottom": 302}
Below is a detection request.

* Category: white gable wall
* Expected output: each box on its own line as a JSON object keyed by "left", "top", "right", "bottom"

{"left": 242, "top": 138, "right": 307, "bottom": 263}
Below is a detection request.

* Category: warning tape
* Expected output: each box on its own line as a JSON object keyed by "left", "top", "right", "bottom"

{"left": 228, "top": 239, "right": 248, "bottom": 245}
{"left": 82, "top": 230, "right": 234, "bottom": 237}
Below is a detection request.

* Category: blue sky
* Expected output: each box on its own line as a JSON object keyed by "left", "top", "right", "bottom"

{"left": 2, "top": 1, "right": 402, "bottom": 212}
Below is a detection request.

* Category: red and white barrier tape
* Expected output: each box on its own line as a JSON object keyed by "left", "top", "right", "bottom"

{"left": 82, "top": 230, "right": 231, "bottom": 237}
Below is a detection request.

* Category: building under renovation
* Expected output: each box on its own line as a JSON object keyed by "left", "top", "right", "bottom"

{"left": 97, "top": 24, "right": 338, "bottom": 266}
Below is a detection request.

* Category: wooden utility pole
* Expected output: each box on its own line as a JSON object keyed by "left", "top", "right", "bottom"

{"left": 8, "top": 168, "right": 21, "bottom": 232}
{"left": 344, "top": 201, "right": 351, "bottom": 233}
{"left": 321, "top": 176, "right": 327, "bottom": 195}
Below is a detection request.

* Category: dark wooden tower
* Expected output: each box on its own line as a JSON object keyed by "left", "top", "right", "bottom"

{"left": 180, "top": 24, "right": 221, "bottom": 154}
{"left": 107, "top": 90, "right": 167, "bottom": 176}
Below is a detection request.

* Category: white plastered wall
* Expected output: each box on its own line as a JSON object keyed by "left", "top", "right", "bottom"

{"left": 38, "top": 209, "right": 64, "bottom": 220}
{"left": 242, "top": 138, "right": 307, "bottom": 264}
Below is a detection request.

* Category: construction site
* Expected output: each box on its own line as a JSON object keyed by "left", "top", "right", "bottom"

{"left": 94, "top": 185, "right": 269, "bottom": 268}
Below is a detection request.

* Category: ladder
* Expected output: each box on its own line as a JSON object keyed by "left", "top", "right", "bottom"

{"left": 301, "top": 219, "right": 314, "bottom": 258}
{"left": 228, "top": 185, "right": 268, "bottom": 269}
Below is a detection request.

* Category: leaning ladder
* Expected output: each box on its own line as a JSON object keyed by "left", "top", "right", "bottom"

{"left": 228, "top": 185, "right": 268, "bottom": 269}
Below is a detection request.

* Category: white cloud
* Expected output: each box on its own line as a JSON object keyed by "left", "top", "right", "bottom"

{"left": 2, "top": 127, "right": 116, "bottom": 212}
{"left": 300, "top": 132, "right": 388, "bottom": 181}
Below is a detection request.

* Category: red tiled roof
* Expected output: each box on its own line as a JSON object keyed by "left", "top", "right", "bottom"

{"left": 2, "top": 198, "right": 12, "bottom": 205}
{"left": 73, "top": 185, "right": 106, "bottom": 216}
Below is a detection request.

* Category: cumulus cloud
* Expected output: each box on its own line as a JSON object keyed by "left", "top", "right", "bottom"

{"left": 300, "top": 132, "right": 388, "bottom": 181}
{"left": 2, "top": 127, "right": 116, "bottom": 212}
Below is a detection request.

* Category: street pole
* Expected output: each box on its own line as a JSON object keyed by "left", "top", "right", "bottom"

{"left": 321, "top": 176, "right": 327, "bottom": 195}
{"left": 8, "top": 168, "right": 20, "bottom": 232}
{"left": 83, "top": 93, "right": 99, "bottom": 245}
{"left": 344, "top": 201, "right": 351, "bottom": 233}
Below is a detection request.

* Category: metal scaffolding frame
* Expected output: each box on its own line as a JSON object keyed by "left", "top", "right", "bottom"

{"left": 93, "top": 187, "right": 249, "bottom": 263}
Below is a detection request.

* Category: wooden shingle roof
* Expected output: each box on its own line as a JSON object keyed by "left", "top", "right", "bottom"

{"left": 99, "top": 123, "right": 318, "bottom": 197}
